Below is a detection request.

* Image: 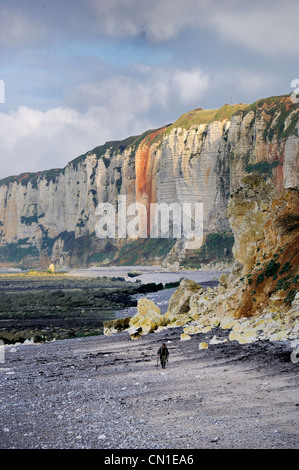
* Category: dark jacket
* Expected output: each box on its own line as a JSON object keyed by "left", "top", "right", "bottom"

{"left": 157, "top": 345, "right": 169, "bottom": 358}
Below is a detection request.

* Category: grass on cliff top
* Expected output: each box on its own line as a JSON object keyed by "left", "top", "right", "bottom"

{"left": 0, "top": 168, "right": 63, "bottom": 188}
{"left": 164, "top": 103, "right": 248, "bottom": 135}
{"left": 163, "top": 95, "right": 298, "bottom": 138}
{"left": 241, "top": 94, "right": 291, "bottom": 114}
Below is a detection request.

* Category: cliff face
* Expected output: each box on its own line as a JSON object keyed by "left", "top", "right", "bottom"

{"left": 227, "top": 177, "right": 299, "bottom": 318}
{"left": 122, "top": 179, "right": 299, "bottom": 343}
{"left": 0, "top": 95, "right": 298, "bottom": 268}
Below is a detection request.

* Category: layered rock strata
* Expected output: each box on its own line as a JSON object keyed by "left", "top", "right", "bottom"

{"left": 0, "top": 95, "right": 298, "bottom": 267}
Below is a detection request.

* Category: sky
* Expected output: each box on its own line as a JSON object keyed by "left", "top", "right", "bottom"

{"left": 0, "top": 0, "right": 298, "bottom": 179}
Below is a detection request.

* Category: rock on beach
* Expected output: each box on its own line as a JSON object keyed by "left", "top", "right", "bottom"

{"left": 1, "top": 325, "right": 298, "bottom": 450}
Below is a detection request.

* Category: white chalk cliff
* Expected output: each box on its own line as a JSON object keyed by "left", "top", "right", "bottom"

{"left": 0, "top": 95, "right": 298, "bottom": 268}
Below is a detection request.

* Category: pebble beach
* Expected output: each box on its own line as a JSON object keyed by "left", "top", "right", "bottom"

{"left": 1, "top": 323, "right": 298, "bottom": 449}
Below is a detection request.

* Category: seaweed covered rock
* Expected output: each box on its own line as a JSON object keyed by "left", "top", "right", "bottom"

{"left": 103, "top": 317, "right": 132, "bottom": 336}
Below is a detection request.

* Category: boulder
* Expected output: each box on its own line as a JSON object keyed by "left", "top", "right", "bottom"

{"left": 180, "top": 333, "right": 191, "bottom": 341}
{"left": 219, "top": 273, "right": 229, "bottom": 288}
{"left": 154, "top": 326, "right": 167, "bottom": 333}
{"left": 48, "top": 263, "right": 55, "bottom": 274}
{"left": 183, "top": 325, "right": 201, "bottom": 335}
{"left": 219, "top": 317, "right": 239, "bottom": 330}
{"left": 129, "top": 311, "right": 161, "bottom": 335}
{"left": 137, "top": 298, "right": 161, "bottom": 316}
{"left": 127, "top": 326, "right": 142, "bottom": 340}
{"left": 128, "top": 298, "right": 164, "bottom": 338}
{"left": 127, "top": 270, "right": 142, "bottom": 278}
{"left": 164, "top": 312, "right": 192, "bottom": 327}
{"left": 166, "top": 279, "right": 204, "bottom": 318}
{"left": 292, "top": 292, "right": 299, "bottom": 311}
{"left": 269, "top": 330, "right": 291, "bottom": 341}
{"left": 229, "top": 328, "right": 257, "bottom": 344}
{"left": 209, "top": 335, "right": 228, "bottom": 345}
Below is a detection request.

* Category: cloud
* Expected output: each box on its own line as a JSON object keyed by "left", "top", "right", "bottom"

{"left": 173, "top": 69, "right": 209, "bottom": 104}
{"left": 209, "top": 1, "right": 299, "bottom": 56}
{"left": 64, "top": 65, "right": 209, "bottom": 113}
{"left": 0, "top": 64, "right": 210, "bottom": 179}
{"left": 200, "top": 66, "right": 289, "bottom": 113}
{"left": 88, "top": 0, "right": 209, "bottom": 42}
{"left": 0, "top": 106, "right": 109, "bottom": 178}
{"left": 0, "top": 104, "right": 153, "bottom": 179}
{"left": 211, "top": 67, "right": 281, "bottom": 97}
{"left": 87, "top": 0, "right": 299, "bottom": 56}
{"left": 1, "top": 0, "right": 298, "bottom": 56}
{"left": 0, "top": 8, "right": 46, "bottom": 48}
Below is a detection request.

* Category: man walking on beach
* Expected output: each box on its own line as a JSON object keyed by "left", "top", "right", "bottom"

{"left": 157, "top": 343, "right": 169, "bottom": 369}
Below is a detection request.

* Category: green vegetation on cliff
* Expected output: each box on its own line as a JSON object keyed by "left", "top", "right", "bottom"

{"left": 182, "top": 232, "right": 234, "bottom": 268}
{"left": 240, "top": 94, "right": 299, "bottom": 141}
{"left": 245, "top": 160, "right": 279, "bottom": 177}
{"left": 165, "top": 103, "right": 247, "bottom": 135}
{"left": 0, "top": 168, "right": 62, "bottom": 188}
{"left": 0, "top": 242, "right": 39, "bottom": 263}
{"left": 112, "top": 238, "right": 177, "bottom": 265}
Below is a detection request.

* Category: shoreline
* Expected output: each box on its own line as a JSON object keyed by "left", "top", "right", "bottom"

{"left": 1, "top": 326, "right": 298, "bottom": 449}
{"left": 0, "top": 268, "right": 225, "bottom": 344}
{"left": 67, "top": 265, "right": 228, "bottom": 284}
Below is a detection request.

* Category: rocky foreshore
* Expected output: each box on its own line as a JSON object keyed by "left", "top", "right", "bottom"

{"left": 104, "top": 278, "right": 299, "bottom": 348}
{"left": 0, "top": 324, "right": 298, "bottom": 450}
{"left": 0, "top": 272, "right": 165, "bottom": 344}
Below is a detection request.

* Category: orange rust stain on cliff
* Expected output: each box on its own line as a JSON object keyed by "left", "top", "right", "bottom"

{"left": 18, "top": 173, "right": 30, "bottom": 183}
{"left": 136, "top": 143, "right": 151, "bottom": 197}
{"left": 135, "top": 128, "right": 166, "bottom": 235}
{"left": 136, "top": 128, "right": 166, "bottom": 196}
{"left": 268, "top": 143, "right": 273, "bottom": 155}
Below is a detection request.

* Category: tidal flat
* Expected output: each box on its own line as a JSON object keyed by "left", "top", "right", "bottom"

{"left": 0, "top": 272, "right": 165, "bottom": 344}
{"left": 0, "top": 268, "right": 223, "bottom": 344}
